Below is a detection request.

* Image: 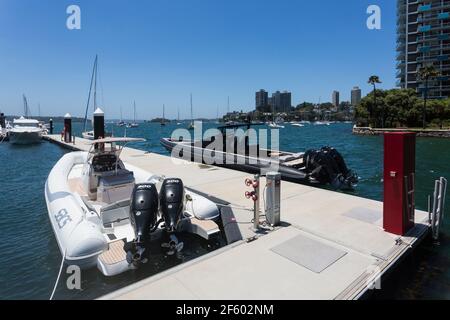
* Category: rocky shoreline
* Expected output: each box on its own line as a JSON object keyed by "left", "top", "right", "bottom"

{"left": 352, "top": 126, "right": 450, "bottom": 138}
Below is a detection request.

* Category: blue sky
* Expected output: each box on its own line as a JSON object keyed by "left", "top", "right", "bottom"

{"left": 0, "top": 0, "right": 396, "bottom": 120}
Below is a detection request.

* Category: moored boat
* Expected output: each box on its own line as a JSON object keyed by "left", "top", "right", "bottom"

{"left": 161, "top": 123, "right": 358, "bottom": 190}
{"left": 9, "top": 117, "right": 43, "bottom": 145}
{"left": 45, "top": 137, "right": 221, "bottom": 276}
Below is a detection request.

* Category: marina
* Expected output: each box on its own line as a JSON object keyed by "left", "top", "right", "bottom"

{"left": 38, "top": 122, "right": 434, "bottom": 299}
{"left": 0, "top": 118, "right": 449, "bottom": 300}
{"left": 2, "top": 0, "right": 450, "bottom": 303}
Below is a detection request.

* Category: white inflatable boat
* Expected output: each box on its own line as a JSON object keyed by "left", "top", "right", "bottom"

{"left": 45, "top": 137, "right": 220, "bottom": 276}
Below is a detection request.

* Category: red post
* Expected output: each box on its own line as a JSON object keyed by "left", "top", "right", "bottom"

{"left": 383, "top": 132, "right": 416, "bottom": 235}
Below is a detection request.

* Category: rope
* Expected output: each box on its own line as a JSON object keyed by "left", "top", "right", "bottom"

{"left": 49, "top": 217, "right": 83, "bottom": 300}
{"left": 49, "top": 249, "right": 67, "bottom": 300}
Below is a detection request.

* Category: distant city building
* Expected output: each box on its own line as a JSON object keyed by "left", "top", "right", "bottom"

{"left": 351, "top": 86, "right": 362, "bottom": 106}
{"left": 270, "top": 90, "right": 292, "bottom": 112}
{"left": 396, "top": 0, "right": 450, "bottom": 99}
{"left": 255, "top": 89, "right": 269, "bottom": 112}
{"left": 332, "top": 91, "right": 340, "bottom": 108}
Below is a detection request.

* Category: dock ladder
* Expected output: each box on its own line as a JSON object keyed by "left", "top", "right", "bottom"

{"left": 429, "top": 177, "right": 448, "bottom": 240}
{"left": 404, "top": 173, "right": 416, "bottom": 224}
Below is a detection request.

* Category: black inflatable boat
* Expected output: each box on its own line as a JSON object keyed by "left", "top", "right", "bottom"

{"left": 161, "top": 123, "right": 358, "bottom": 190}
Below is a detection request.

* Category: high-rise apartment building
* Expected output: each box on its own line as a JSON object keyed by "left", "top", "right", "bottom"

{"left": 255, "top": 89, "right": 269, "bottom": 111}
{"left": 332, "top": 91, "right": 340, "bottom": 107}
{"left": 351, "top": 87, "right": 362, "bottom": 106}
{"left": 270, "top": 91, "right": 292, "bottom": 112}
{"left": 397, "top": 0, "right": 450, "bottom": 98}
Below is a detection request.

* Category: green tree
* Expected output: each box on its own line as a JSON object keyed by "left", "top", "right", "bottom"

{"left": 384, "top": 88, "right": 418, "bottom": 127}
{"left": 368, "top": 75, "right": 382, "bottom": 127}
{"left": 418, "top": 65, "right": 439, "bottom": 129}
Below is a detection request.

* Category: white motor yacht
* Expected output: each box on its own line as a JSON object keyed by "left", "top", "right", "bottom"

{"left": 9, "top": 117, "right": 43, "bottom": 144}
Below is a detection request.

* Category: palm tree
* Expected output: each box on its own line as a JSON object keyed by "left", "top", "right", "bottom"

{"left": 368, "top": 75, "right": 382, "bottom": 127}
{"left": 418, "top": 65, "right": 439, "bottom": 129}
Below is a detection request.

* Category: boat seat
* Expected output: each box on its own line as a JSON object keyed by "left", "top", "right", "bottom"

{"left": 67, "top": 178, "right": 88, "bottom": 197}
{"left": 97, "top": 171, "right": 135, "bottom": 204}
{"left": 101, "top": 199, "right": 131, "bottom": 226}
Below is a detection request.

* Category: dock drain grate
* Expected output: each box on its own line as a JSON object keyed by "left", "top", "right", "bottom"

{"left": 271, "top": 235, "right": 347, "bottom": 273}
{"left": 342, "top": 207, "right": 382, "bottom": 225}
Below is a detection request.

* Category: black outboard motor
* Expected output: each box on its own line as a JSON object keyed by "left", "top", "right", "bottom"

{"left": 160, "top": 178, "right": 185, "bottom": 255}
{"left": 304, "top": 147, "right": 358, "bottom": 190}
{"left": 127, "top": 183, "right": 159, "bottom": 265}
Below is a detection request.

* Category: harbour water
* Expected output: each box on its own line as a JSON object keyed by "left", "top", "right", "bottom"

{"left": 0, "top": 122, "right": 449, "bottom": 299}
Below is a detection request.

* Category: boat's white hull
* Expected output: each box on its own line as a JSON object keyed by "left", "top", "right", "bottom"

{"left": 268, "top": 124, "right": 285, "bottom": 129}
{"left": 82, "top": 131, "right": 95, "bottom": 140}
{"left": 45, "top": 151, "right": 220, "bottom": 276}
{"left": 9, "top": 131, "right": 42, "bottom": 144}
{"left": 45, "top": 152, "right": 107, "bottom": 269}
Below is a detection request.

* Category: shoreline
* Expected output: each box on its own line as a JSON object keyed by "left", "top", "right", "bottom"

{"left": 352, "top": 126, "right": 450, "bottom": 138}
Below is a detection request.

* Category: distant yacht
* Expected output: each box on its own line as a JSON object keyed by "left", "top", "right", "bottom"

{"left": 10, "top": 117, "right": 43, "bottom": 144}
{"left": 9, "top": 95, "right": 43, "bottom": 145}
{"left": 117, "top": 106, "right": 125, "bottom": 127}
{"left": 215, "top": 106, "right": 220, "bottom": 124}
{"left": 268, "top": 105, "right": 284, "bottom": 129}
{"left": 177, "top": 107, "right": 181, "bottom": 125}
{"left": 127, "top": 101, "right": 139, "bottom": 128}
{"left": 268, "top": 122, "right": 285, "bottom": 129}
{"left": 314, "top": 121, "right": 331, "bottom": 126}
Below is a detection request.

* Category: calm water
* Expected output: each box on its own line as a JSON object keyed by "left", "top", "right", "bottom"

{"left": 0, "top": 122, "right": 449, "bottom": 299}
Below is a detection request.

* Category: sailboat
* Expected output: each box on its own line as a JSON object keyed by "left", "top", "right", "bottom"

{"left": 117, "top": 106, "right": 125, "bottom": 127}
{"left": 215, "top": 106, "right": 220, "bottom": 124}
{"left": 161, "top": 104, "right": 166, "bottom": 126}
{"left": 127, "top": 101, "right": 139, "bottom": 128}
{"left": 268, "top": 104, "right": 284, "bottom": 129}
{"left": 177, "top": 107, "right": 181, "bottom": 125}
{"left": 188, "top": 94, "right": 195, "bottom": 130}
{"left": 82, "top": 55, "right": 103, "bottom": 140}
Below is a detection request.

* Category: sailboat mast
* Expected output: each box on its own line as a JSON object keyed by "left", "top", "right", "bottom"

{"left": 23, "top": 95, "right": 29, "bottom": 118}
{"left": 190, "top": 94, "right": 193, "bottom": 122}
{"left": 93, "top": 55, "right": 98, "bottom": 110}
{"left": 83, "top": 55, "right": 98, "bottom": 133}
{"left": 134, "top": 101, "right": 136, "bottom": 122}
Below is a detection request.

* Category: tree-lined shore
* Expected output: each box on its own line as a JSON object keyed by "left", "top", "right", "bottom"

{"left": 355, "top": 88, "right": 450, "bottom": 129}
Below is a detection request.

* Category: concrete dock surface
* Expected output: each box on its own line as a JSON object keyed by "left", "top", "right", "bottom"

{"left": 43, "top": 135, "right": 430, "bottom": 300}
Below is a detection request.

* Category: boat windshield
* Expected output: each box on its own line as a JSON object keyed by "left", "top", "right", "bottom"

{"left": 87, "top": 138, "right": 146, "bottom": 172}
{"left": 14, "top": 121, "right": 39, "bottom": 128}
